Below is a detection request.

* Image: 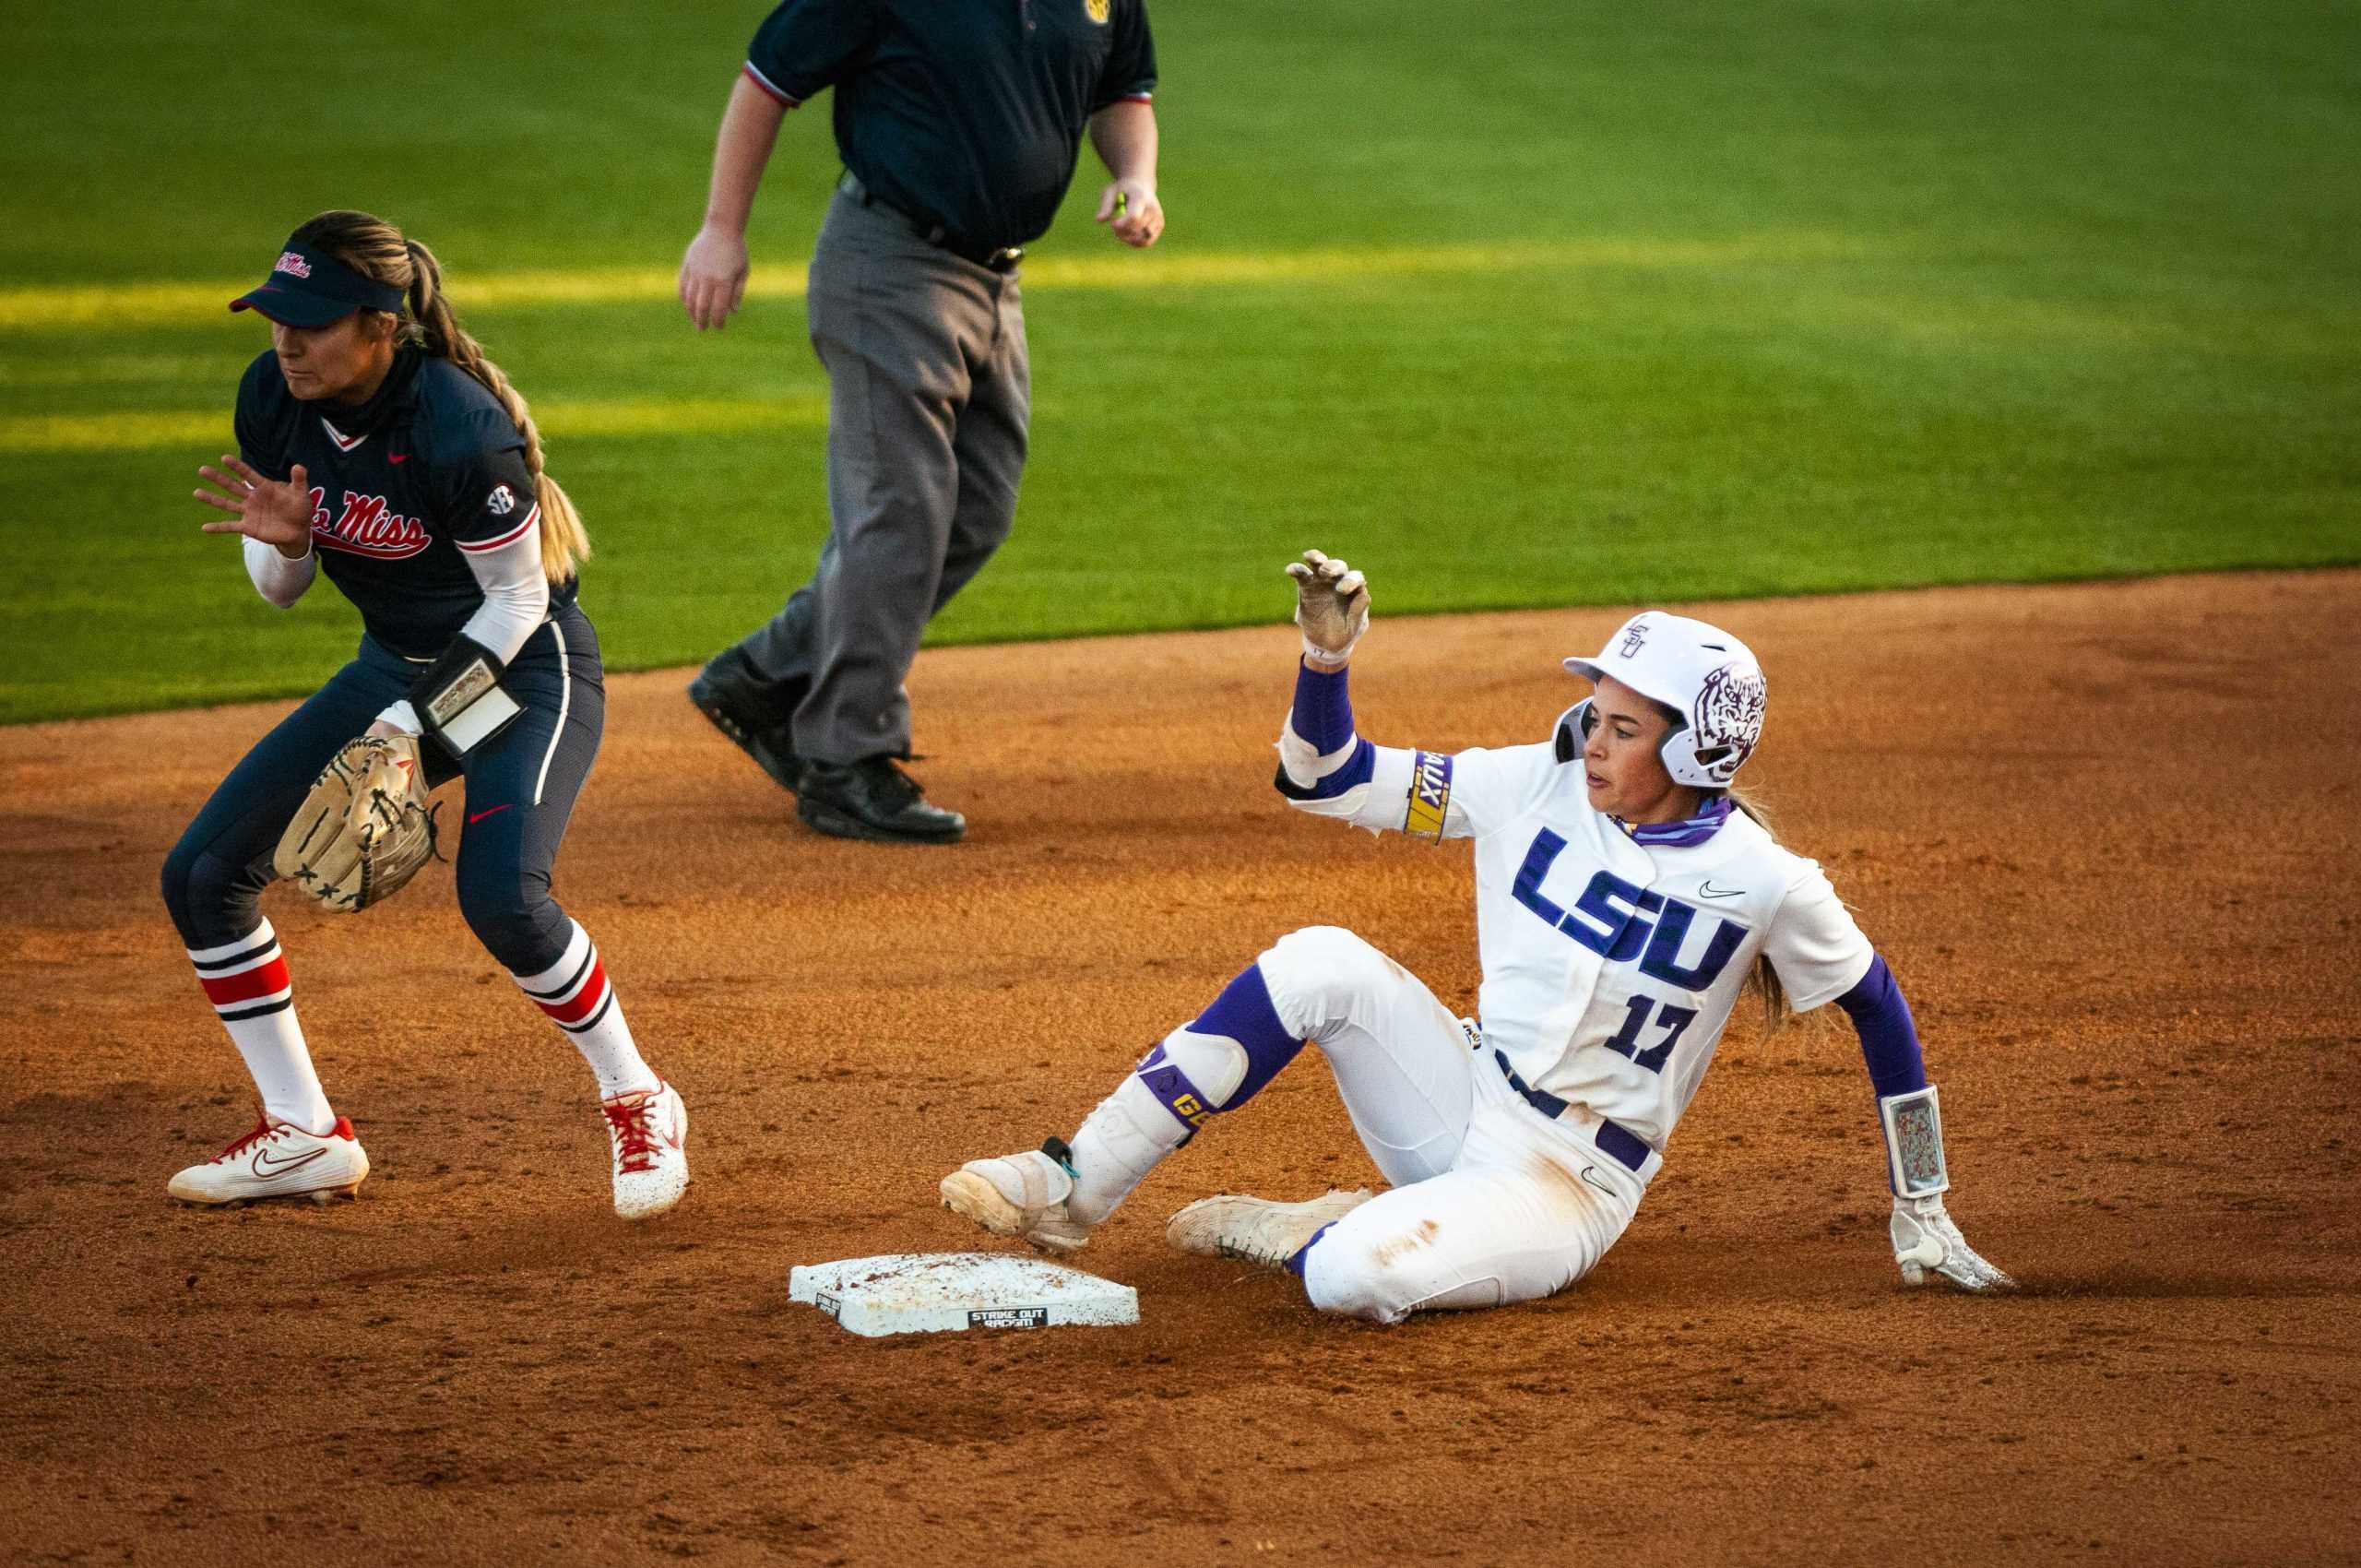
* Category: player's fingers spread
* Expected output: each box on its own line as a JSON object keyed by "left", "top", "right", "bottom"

{"left": 1337, "top": 570, "right": 1366, "bottom": 599}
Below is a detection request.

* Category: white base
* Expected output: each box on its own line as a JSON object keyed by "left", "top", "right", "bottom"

{"left": 788, "top": 1252, "right": 1140, "bottom": 1337}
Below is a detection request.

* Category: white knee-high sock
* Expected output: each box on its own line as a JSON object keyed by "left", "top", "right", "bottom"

{"left": 188, "top": 921, "right": 335, "bottom": 1134}
{"left": 513, "top": 921, "right": 658, "bottom": 1099}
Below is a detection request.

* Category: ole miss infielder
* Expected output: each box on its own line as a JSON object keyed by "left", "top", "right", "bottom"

{"left": 163, "top": 210, "right": 688, "bottom": 1219}
{"left": 943, "top": 551, "right": 2011, "bottom": 1321}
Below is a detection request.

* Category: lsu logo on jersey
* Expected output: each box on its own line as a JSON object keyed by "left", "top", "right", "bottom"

{"left": 308, "top": 487, "right": 432, "bottom": 559}
{"left": 1405, "top": 750, "right": 1453, "bottom": 840}
{"left": 1512, "top": 828, "right": 1746, "bottom": 990}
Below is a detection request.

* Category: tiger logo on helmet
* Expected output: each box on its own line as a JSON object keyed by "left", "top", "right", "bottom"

{"left": 1690, "top": 662, "right": 1767, "bottom": 784}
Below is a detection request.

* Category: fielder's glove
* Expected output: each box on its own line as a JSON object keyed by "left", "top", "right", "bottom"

{"left": 1286, "top": 549, "right": 1369, "bottom": 667}
{"left": 272, "top": 734, "right": 438, "bottom": 912}
{"left": 1891, "top": 1195, "right": 2015, "bottom": 1292}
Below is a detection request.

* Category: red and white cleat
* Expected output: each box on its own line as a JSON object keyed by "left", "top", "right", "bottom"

{"left": 168, "top": 1115, "right": 370, "bottom": 1206}
{"left": 602, "top": 1081, "right": 689, "bottom": 1219}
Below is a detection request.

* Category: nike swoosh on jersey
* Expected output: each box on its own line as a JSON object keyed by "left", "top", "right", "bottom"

{"left": 468, "top": 803, "right": 514, "bottom": 826}
{"left": 1699, "top": 881, "right": 1747, "bottom": 898}
{"left": 253, "top": 1146, "right": 328, "bottom": 1178}
{"left": 389, "top": 453, "right": 410, "bottom": 463}
{"left": 1580, "top": 1166, "right": 1618, "bottom": 1196}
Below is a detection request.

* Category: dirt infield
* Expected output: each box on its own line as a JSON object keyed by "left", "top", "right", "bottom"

{"left": 4, "top": 571, "right": 2358, "bottom": 1566}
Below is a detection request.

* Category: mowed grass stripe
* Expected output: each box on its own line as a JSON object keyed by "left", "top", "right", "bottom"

{"left": 0, "top": 236, "right": 1869, "bottom": 330}
{"left": 1, "top": 397, "right": 829, "bottom": 454}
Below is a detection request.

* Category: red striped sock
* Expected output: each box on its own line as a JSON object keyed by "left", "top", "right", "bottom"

{"left": 513, "top": 921, "right": 658, "bottom": 1099}
{"left": 186, "top": 920, "right": 334, "bottom": 1134}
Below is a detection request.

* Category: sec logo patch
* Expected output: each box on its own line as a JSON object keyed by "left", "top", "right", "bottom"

{"left": 1085, "top": 0, "right": 1109, "bottom": 21}
{"left": 486, "top": 484, "right": 516, "bottom": 516}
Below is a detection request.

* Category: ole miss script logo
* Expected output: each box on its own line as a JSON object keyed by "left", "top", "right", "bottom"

{"left": 308, "top": 487, "right": 432, "bottom": 558}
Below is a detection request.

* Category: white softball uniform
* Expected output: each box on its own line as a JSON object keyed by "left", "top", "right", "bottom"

{"left": 1270, "top": 711, "right": 1876, "bottom": 1322}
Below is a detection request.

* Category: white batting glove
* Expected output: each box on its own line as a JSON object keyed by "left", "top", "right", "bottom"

{"left": 1890, "top": 1195, "right": 2015, "bottom": 1292}
{"left": 1285, "top": 549, "right": 1369, "bottom": 668}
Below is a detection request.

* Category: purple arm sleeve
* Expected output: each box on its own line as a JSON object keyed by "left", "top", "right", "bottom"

{"left": 1833, "top": 954, "right": 1928, "bottom": 1101}
{"left": 1289, "top": 659, "right": 1356, "bottom": 754}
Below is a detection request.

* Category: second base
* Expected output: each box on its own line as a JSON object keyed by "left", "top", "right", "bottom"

{"left": 788, "top": 1252, "right": 1139, "bottom": 1337}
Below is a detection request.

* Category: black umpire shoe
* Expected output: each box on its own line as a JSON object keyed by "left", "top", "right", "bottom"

{"left": 798, "top": 757, "right": 967, "bottom": 844}
{"left": 687, "top": 649, "right": 804, "bottom": 794}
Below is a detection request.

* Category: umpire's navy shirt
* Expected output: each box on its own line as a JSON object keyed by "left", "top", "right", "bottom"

{"left": 742, "top": 0, "right": 1157, "bottom": 253}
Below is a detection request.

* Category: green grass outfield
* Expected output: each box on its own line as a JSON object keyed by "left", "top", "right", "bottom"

{"left": 3, "top": 0, "right": 2355, "bottom": 722}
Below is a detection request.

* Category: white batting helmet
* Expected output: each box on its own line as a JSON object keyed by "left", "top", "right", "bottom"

{"left": 1561, "top": 612, "right": 1767, "bottom": 789}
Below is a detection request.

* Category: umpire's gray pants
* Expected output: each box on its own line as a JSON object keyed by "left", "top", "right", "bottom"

{"left": 731, "top": 189, "right": 1030, "bottom": 766}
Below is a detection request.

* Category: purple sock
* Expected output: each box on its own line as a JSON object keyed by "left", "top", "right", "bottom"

{"left": 1286, "top": 1221, "right": 1337, "bottom": 1278}
{"left": 1193, "top": 961, "right": 1308, "bottom": 1108}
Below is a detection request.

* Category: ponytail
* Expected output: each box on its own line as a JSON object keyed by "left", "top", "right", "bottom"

{"left": 290, "top": 209, "right": 588, "bottom": 583}
{"left": 1726, "top": 786, "right": 1795, "bottom": 1034}
{"left": 400, "top": 238, "right": 589, "bottom": 582}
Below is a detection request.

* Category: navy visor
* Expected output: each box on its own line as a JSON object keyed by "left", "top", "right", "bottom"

{"left": 229, "top": 240, "right": 406, "bottom": 327}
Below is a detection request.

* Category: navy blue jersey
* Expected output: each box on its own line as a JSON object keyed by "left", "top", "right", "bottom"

{"left": 744, "top": 0, "right": 1157, "bottom": 251}
{"left": 234, "top": 348, "right": 576, "bottom": 660}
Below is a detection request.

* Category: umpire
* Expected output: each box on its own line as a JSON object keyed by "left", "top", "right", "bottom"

{"left": 679, "top": 0, "right": 1163, "bottom": 844}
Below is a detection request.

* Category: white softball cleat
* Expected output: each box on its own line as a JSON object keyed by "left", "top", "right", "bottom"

{"left": 1166, "top": 1188, "right": 1375, "bottom": 1270}
{"left": 1891, "top": 1196, "right": 2015, "bottom": 1292}
{"left": 168, "top": 1115, "right": 370, "bottom": 1206}
{"left": 602, "top": 1081, "right": 690, "bottom": 1220}
{"left": 940, "top": 1139, "right": 1092, "bottom": 1253}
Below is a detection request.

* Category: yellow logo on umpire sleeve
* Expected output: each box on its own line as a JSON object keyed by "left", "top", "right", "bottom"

{"left": 1085, "top": 0, "right": 1110, "bottom": 21}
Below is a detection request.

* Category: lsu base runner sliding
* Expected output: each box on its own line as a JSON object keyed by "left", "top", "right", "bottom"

{"left": 161, "top": 210, "right": 688, "bottom": 1220}
{"left": 943, "top": 551, "right": 2011, "bottom": 1322}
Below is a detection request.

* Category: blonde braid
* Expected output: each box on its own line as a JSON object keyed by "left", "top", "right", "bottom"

{"left": 291, "top": 210, "right": 588, "bottom": 583}
{"left": 401, "top": 238, "right": 588, "bottom": 582}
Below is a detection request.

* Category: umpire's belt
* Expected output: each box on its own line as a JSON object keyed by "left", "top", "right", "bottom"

{"left": 838, "top": 171, "right": 1024, "bottom": 273}
{"left": 1494, "top": 1049, "right": 1654, "bottom": 1176}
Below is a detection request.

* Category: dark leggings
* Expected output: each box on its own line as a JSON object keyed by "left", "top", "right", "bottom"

{"left": 160, "top": 606, "right": 606, "bottom": 976}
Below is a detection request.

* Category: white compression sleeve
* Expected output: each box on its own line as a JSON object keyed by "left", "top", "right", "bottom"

{"left": 455, "top": 521, "right": 551, "bottom": 664}
{"left": 242, "top": 537, "right": 316, "bottom": 608}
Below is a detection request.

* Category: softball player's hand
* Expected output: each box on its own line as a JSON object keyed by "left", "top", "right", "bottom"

{"left": 195, "top": 456, "right": 314, "bottom": 556}
{"left": 1096, "top": 179, "right": 1164, "bottom": 248}
{"left": 680, "top": 224, "right": 752, "bottom": 330}
{"left": 1287, "top": 549, "right": 1369, "bottom": 668}
{"left": 1891, "top": 1196, "right": 2016, "bottom": 1292}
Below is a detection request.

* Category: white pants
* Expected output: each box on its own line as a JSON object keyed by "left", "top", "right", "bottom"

{"left": 1259, "top": 926, "right": 1643, "bottom": 1324}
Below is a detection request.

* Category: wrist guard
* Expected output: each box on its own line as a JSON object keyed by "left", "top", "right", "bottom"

{"left": 1879, "top": 1085, "right": 1951, "bottom": 1199}
{"left": 410, "top": 635, "right": 522, "bottom": 757}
